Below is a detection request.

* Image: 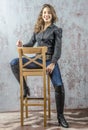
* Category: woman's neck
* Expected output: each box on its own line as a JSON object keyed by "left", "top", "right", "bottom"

{"left": 43, "top": 22, "right": 52, "bottom": 31}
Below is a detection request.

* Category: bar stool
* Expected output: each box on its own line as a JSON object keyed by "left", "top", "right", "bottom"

{"left": 18, "top": 47, "right": 51, "bottom": 127}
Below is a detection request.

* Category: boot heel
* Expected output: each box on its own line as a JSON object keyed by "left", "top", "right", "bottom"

{"left": 58, "top": 114, "right": 69, "bottom": 128}
{"left": 58, "top": 120, "right": 61, "bottom": 126}
{"left": 23, "top": 86, "right": 30, "bottom": 98}
{"left": 27, "top": 87, "right": 30, "bottom": 96}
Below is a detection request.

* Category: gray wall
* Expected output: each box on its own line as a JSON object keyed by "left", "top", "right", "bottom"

{"left": 0, "top": 0, "right": 88, "bottom": 112}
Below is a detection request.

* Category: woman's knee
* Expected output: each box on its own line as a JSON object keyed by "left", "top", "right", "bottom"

{"left": 10, "top": 58, "right": 19, "bottom": 67}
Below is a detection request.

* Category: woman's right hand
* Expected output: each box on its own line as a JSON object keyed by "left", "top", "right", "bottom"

{"left": 16, "top": 40, "right": 23, "bottom": 47}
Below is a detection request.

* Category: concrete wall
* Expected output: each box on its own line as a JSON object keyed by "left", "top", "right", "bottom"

{"left": 0, "top": 0, "right": 88, "bottom": 112}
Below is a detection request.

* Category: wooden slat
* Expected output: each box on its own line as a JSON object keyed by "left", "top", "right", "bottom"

{"left": 24, "top": 97, "right": 49, "bottom": 100}
{"left": 23, "top": 71, "right": 43, "bottom": 76}
{"left": 22, "top": 69, "right": 43, "bottom": 72}
{"left": 26, "top": 97, "right": 44, "bottom": 100}
{"left": 23, "top": 103, "right": 44, "bottom": 106}
{"left": 18, "top": 47, "right": 47, "bottom": 54}
{"left": 23, "top": 54, "right": 43, "bottom": 68}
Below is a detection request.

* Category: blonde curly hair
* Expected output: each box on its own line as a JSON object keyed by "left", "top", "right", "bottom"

{"left": 34, "top": 4, "right": 58, "bottom": 33}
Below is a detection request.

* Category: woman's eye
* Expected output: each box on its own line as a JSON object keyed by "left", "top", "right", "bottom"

{"left": 43, "top": 11, "right": 51, "bottom": 14}
{"left": 48, "top": 11, "right": 51, "bottom": 14}
{"left": 44, "top": 11, "right": 46, "bottom": 14}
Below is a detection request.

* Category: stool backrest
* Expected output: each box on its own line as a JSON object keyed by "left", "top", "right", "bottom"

{"left": 18, "top": 47, "right": 47, "bottom": 72}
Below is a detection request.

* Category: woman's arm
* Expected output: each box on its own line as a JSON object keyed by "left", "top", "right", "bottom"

{"left": 16, "top": 33, "right": 36, "bottom": 47}
{"left": 23, "top": 32, "right": 36, "bottom": 47}
{"left": 51, "top": 28, "right": 62, "bottom": 64}
{"left": 46, "top": 28, "right": 62, "bottom": 74}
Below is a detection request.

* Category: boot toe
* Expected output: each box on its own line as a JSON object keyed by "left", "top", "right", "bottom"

{"left": 58, "top": 114, "right": 69, "bottom": 128}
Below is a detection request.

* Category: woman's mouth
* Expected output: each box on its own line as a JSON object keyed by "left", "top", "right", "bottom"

{"left": 44, "top": 16, "right": 50, "bottom": 20}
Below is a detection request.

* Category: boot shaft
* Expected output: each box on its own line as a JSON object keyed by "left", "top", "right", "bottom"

{"left": 54, "top": 86, "right": 65, "bottom": 115}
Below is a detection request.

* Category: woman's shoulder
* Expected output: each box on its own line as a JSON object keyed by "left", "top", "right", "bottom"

{"left": 52, "top": 24, "right": 62, "bottom": 37}
{"left": 53, "top": 24, "right": 62, "bottom": 32}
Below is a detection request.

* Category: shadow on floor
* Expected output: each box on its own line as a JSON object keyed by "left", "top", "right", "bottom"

{"left": 0, "top": 109, "right": 88, "bottom": 130}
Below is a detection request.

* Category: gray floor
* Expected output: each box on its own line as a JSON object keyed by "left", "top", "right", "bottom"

{"left": 0, "top": 109, "right": 88, "bottom": 130}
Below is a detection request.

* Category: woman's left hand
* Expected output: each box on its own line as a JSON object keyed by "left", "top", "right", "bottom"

{"left": 46, "top": 63, "right": 55, "bottom": 74}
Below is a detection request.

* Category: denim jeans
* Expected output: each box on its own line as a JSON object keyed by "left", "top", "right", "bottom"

{"left": 10, "top": 57, "right": 63, "bottom": 87}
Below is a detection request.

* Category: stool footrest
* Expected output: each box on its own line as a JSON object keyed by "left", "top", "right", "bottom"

{"left": 23, "top": 103, "right": 44, "bottom": 106}
{"left": 24, "top": 97, "right": 49, "bottom": 100}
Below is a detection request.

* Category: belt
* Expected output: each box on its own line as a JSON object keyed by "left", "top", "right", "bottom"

{"left": 46, "top": 54, "right": 52, "bottom": 60}
{"left": 37, "top": 54, "right": 52, "bottom": 60}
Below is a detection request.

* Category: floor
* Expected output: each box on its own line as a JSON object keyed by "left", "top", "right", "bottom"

{"left": 0, "top": 109, "right": 88, "bottom": 130}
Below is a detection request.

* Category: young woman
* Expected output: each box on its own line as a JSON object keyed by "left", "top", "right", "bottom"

{"left": 10, "top": 4, "right": 69, "bottom": 128}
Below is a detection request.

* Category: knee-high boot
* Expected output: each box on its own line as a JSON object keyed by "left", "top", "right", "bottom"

{"left": 10, "top": 64, "right": 30, "bottom": 98}
{"left": 54, "top": 86, "right": 69, "bottom": 128}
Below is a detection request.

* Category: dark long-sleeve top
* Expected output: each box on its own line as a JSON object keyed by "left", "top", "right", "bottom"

{"left": 23, "top": 24, "right": 62, "bottom": 64}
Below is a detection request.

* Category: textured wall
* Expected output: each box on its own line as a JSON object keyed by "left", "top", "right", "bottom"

{"left": 0, "top": 0, "right": 88, "bottom": 112}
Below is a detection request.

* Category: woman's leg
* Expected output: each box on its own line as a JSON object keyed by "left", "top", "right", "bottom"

{"left": 10, "top": 57, "right": 42, "bottom": 97}
{"left": 10, "top": 58, "right": 30, "bottom": 97}
{"left": 46, "top": 61, "right": 69, "bottom": 128}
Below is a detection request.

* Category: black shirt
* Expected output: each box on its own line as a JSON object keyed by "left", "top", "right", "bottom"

{"left": 23, "top": 24, "right": 62, "bottom": 64}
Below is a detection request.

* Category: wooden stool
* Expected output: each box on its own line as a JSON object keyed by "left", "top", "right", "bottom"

{"left": 18, "top": 47, "right": 51, "bottom": 127}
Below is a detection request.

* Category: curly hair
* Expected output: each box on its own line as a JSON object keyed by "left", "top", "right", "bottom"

{"left": 34, "top": 4, "right": 58, "bottom": 33}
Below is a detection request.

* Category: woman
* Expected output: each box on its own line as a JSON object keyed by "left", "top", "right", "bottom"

{"left": 10, "top": 4, "right": 69, "bottom": 128}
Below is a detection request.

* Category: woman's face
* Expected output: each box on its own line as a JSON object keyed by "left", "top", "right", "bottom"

{"left": 42, "top": 7, "right": 52, "bottom": 24}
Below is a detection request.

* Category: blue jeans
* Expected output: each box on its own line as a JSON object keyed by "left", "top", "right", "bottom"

{"left": 10, "top": 57, "right": 63, "bottom": 87}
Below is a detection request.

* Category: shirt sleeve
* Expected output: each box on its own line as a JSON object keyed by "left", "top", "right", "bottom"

{"left": 23, "top": 32, "right": 36, "bottom": 47}
{"left": 51, "top": 28, "right": 62, "bottom": 64}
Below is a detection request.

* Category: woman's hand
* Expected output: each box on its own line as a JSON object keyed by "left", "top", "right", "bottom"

{"left": 46, "top": 63, "right": 55, "bottom": 74}
{"left": 16, "top": 40, "right": 23, "bottom": 47}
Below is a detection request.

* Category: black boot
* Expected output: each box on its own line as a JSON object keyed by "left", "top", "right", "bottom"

{"left": 10, "top": 64, "right": 30, "bottom": 98}
{"left": 23, "top": 79, "right": 30, "bottom": 98}
{"left": 55, "top": 86, "right": 69, "bottom": 128}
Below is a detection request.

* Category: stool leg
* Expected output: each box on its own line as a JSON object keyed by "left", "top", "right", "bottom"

{"left": 47, "top": 75, "right": 51, "bottom": 118}
{"left": 25, "top": 98, "right": 28, "bottom": 118}
{"left": 43, "top": 74, "right": 47, "bottom": 127}
{"left": 20, "top": 97, "right": 24, "bottom": 126}
{"left": 20, "top": 76, "right": 24, "bottom": 126}
{"left": 24, "top": 77, "right": 28, "bottom": 118}
{"left": 20, "top": 95, "right": 24, "bottom": 126}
